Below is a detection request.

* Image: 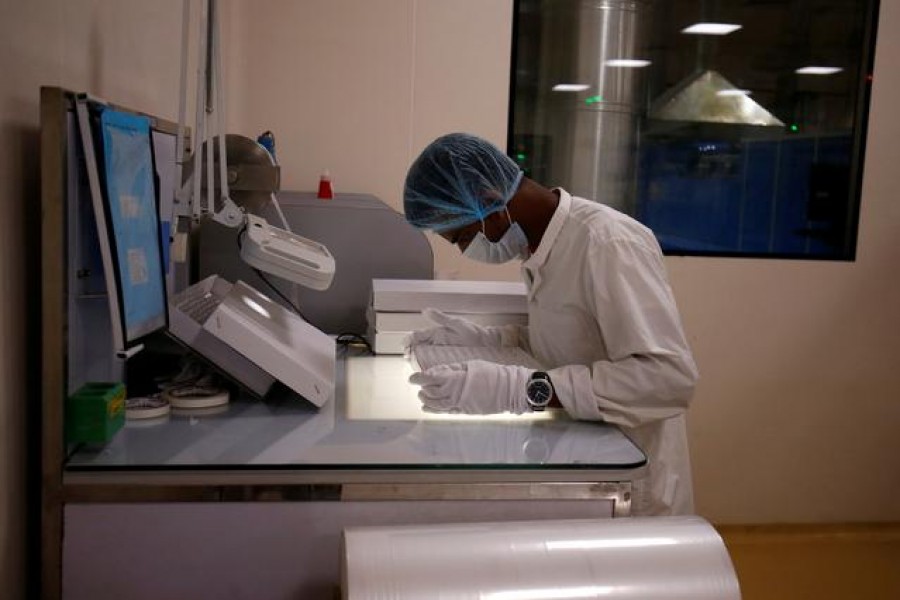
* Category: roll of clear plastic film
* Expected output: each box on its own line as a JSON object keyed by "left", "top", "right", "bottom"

{"left": 342, "top": 516, "right": 740, "bottom": 599}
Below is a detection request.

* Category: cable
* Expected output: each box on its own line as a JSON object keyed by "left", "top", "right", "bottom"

{"left": 236, "top": 225, "right": 311, "bottom": 322}
{"left": 253, "top": 268, "right": 310, "bottom": 322}
{"left": 236, "top": 222, "right": 247, "bottom": 249}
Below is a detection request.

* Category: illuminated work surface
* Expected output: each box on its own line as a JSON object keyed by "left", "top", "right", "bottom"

{"left": 66, "top": 355, "right": 646, "bottom": 471}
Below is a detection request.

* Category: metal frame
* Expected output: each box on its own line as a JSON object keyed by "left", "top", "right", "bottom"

{"left": 341, "top": 482, "right": 632, "bottom": 517}
{"left": 62, "top": 481, "right": 631, "bottom": 517}
{"left": 63, "top": 467, "right": 635, "bottom": 517}
{"left": 40, "top": 84, "right": 67, "bottom": 600}
{"left": 507, "top": 0, "right": 882, "bottom": 262}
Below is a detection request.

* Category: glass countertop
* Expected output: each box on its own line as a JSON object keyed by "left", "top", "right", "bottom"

{"left": 67, "top": 355, "right": 646, "bottom": 471}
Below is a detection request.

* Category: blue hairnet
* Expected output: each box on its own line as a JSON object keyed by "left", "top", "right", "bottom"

{"left": 403, "top": 133, "right": 524, "bottom": 232}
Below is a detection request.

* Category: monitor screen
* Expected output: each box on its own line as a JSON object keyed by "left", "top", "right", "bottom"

{"left": 97, "top": 108, "right": 168, "bottom": 344}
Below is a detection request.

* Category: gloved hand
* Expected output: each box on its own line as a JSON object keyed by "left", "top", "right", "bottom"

{"left": 405, "top": 308, "right": 519, "bottom": 350}
{"left": 408, "top": 360, "right": 533, "bottom": 414}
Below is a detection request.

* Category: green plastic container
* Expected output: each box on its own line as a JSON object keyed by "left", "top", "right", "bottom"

{"left": 66, "top": 382, "right": 126, "bottom": 444}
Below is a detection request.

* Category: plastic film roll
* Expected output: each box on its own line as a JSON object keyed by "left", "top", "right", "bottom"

{"left": 343, "top": 516, "right": 740, "bottom": 599}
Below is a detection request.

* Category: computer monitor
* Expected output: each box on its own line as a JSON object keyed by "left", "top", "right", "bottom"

{"left": 80, "top": 101, "right": 168, "bottom": 351}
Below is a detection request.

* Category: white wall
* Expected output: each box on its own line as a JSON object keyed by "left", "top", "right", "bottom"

{"left": 226, "top": 0, "right": 900, "bottom": 524}
{"left": 0, "top": 1, "right": 189, "bottom": 597}
{"left": 227, "top": 0, "right": 522, "bottom": 281}
{"left": 677, "top": 2, "right": 900, "bottom": 521}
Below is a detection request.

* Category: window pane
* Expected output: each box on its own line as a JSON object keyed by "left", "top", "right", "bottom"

{"left": 510, "top": 0, "right": 877, "bottom": 260}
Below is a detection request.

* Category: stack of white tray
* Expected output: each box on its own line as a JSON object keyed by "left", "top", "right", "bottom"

{"left": 367, "top": 279, "right": 529, "bottom": 354}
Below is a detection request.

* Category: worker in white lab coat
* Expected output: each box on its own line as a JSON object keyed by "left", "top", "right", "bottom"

{"left": 403, "top": 133, "right": 699, "bottom": 516}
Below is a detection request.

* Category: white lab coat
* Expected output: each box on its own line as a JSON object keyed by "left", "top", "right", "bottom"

{"left": 520, "top": 188, "right": 699, "bottom": 516}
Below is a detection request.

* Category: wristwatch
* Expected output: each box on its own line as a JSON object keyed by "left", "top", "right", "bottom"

{"left": 525, "top": 371, "right": 554, "bottom": 411}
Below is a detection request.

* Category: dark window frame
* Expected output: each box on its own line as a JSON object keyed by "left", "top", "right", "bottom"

{"left": 507, "top": 0, "right": 881, "bottom": 261}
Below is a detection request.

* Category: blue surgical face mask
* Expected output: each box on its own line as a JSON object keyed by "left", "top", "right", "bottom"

{"left": 463, "top": 209, "right": 530, "bottom": 264}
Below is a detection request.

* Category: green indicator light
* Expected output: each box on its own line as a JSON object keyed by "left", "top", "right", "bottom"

{"left": 516, "top": 153, "right": 526, "bottom": 161}
{"left": 585, "top": 95, "right": 604, "bottom": 105}
{"left": 790, "top": 124, "right": 799, "bottom": 132}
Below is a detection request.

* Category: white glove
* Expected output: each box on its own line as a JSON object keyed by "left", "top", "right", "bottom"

{"left": 408, "top": 360, "right": 533, "bottom": 415}
{"left": 405, "top": 308, "right": 519, "bottom": 350}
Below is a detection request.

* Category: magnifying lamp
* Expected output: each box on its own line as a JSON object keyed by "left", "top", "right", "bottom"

{"left": 175, "top": 0, "right": 335, "bottom": 291}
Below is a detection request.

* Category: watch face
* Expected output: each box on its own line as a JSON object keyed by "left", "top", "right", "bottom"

{"left": 527, "top": 379, "right": 553, "bottom": 406}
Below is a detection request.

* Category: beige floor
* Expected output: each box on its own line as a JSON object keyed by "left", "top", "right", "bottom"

{"left": 716, "top": 524, "right": 900, "bottom": 600}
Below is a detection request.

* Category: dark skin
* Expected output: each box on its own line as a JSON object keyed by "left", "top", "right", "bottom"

{"left": 438, "top": 177, "right": 560, "bottom": 253}
{"left": 437, "top": 177, "right": 564, "bottom": 408}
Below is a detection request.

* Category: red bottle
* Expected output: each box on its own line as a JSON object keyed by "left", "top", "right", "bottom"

{"left": 317, "top": 171, "right": 334, "bottom": 199}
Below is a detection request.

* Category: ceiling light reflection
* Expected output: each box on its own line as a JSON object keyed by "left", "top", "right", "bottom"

{"left": 682, "top": 22, "right": 742, "bottom": 35}
{"left": 795, "top": 66, "right": 843, "bottom": 75}
{"left": 605, "top": 59, "right": 651, "bottom": 68}
{"left": 552, "top": 84, "right": 590, "bottom": 92}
